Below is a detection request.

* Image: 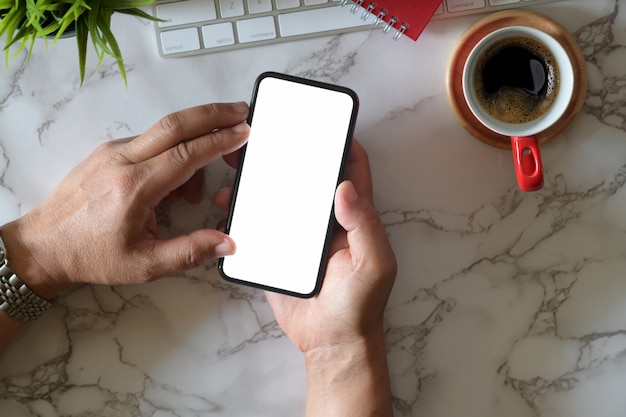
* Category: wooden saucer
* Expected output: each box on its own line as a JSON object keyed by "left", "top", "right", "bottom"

{"left": 446, "top": 10, "right": 588, "bottom": 150}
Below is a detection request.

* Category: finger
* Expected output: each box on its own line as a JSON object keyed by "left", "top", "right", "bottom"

{"left": 148, "top": 230, "right": 236, "bottom": 276}
{"left": 327, "top": 229, "right": 348, "bottom": 255}
{"left": 334, "top": 180, "right": 396, "bottom": 278}
{"left": 216, "top": 218, "right": 227, "bottom": 232}
{"left": 179, "top": 170, "right": 205, "bottom": 204}
{"left": 166, "top": 190, "right": 181, "bottom": 202}
{"left": 213, "top": 188, "right": 233, "bottom": 211}
{"left": 122, "top": 102, "right": 249, "bottom": 163}
{"left": 344, "top": 140, "right": 374, "bottom": 204}
{"left": 223, "top": 148, "right": 243, "bottom": 169}
{"left": 140, "top": 122, "right": 250, "bottom": 204}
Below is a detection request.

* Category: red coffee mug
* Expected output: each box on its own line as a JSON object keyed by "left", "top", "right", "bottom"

{"left": 462, "top": 25, "right": 574, "bottom": 192}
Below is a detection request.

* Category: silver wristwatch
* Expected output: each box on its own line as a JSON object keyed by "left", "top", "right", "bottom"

{"left": 0, "top": 235, "right": 51, "bottom": 322}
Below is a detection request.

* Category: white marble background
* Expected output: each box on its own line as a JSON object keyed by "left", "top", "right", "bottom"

{"left": 1, "top": 0, "right": 626, "bottom": 416}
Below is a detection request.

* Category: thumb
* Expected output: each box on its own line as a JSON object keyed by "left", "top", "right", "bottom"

{"left": 150, "top": 230, "right": 236, "bottom": 275}
{"left": 334, "top": 180, "right": 393, "bottom": 265}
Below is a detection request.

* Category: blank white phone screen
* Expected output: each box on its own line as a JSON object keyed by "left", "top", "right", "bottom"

{"left": 220, "top": 75, "right": 357, "bottom": 296}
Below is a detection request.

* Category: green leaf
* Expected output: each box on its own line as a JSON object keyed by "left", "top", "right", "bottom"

{"left": 4, "top": 21, "right": 30, "bottom": 50}
{"left": 0, "top": 0, "right": 14, "bottom": 8}
{"left": 86, "top": 0, "right": 109, "bottom": 62}
{"left": 0, "top": 6, "right": 24, "bottom": 39}
{"left": 52, "top": 0, "right": 89, "bottom": 42}
{"left": 96, "top": 12, "right": 126, "bottom": 87}
{"left": 100, "top": 0, "right": 154, "bottom": 9}
{"left": 115, "top": 7, "right": 163, "bottom": 22}
{"left": 57, "top": 0, "right": 89, "bottom": 23}
{"left": 75, "top": 16, "right": 88, "bottom": 85}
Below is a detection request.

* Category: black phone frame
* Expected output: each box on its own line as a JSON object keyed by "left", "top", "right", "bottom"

{"left": 218, "top": 71, "right": 359, "bottom": 298}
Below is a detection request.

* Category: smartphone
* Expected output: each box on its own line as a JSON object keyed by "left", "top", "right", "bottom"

{"left": 218, "top": 72, "right": 359, "bottom": 298}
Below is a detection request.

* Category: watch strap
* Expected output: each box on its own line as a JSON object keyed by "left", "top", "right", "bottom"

{"left": 0, "top": 236, "right": 52, "bottom": 322}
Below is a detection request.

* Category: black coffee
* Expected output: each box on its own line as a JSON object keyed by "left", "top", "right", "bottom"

{"left": 472, "top": 35, "right": 560, "bottom": 124}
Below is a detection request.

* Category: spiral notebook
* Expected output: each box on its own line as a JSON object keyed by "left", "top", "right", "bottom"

{"left": 349, "top": 0, "right": 443, "bottom": 40}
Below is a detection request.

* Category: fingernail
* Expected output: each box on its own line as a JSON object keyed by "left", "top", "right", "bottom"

{"left": 344, "top": 181, "right": 358, "bottom": 202}
{"left": 215, "top": 238, "right": 236, "bottom": 257}
{"left": 233, "top": 101, "right": 249, "bottom": 114}
{"left": 232, "top": 122, "right": 250, "bottom": 133}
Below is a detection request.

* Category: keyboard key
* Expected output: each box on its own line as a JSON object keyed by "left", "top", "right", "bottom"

{"left": 304, "top": 0, "right": 328, "bottom": 4}
{"left": 237, "top": 16, "right": 277, "bottom": 43}
{"left": 219, "top": 0, "right": 245, "bottom": 17}
{"left": 278, "top": 5, "right": 369, "bottom": 37}
{"left": 446, "top": 0, "right": 486, "bottom": 13}
{"left": 247, "top": 0, "right": 272, "bottom": 13}
{"left": 202, "top": 22, "right": 236, "bottom": 47}
{"left": 160, "top": 27, "right": 200, "bottom": 54}
{"left": 276, "top": 0, "right": 300, "bottom": 10}
{"left": 489, "top": 0, "right": 519, "bottom": 5}
{"left": 156, "top": 0, "right": 217, "bottom": 27}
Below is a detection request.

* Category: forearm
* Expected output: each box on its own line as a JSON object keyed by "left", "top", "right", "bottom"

{"left": 304, "top": 335, "right": 393, "bottom": 417}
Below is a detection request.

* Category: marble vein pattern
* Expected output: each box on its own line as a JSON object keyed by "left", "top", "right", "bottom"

{"left": 377, "top": 1, "right": 626, "bottom": 415}
{"left": 1, "top": 1, "right": 626, "bottom": 416}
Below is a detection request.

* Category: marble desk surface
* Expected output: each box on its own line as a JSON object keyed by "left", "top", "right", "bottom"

{"left": 1, "top": 0, "right": 625, "bottom": 416}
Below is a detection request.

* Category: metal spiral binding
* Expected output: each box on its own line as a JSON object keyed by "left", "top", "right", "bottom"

{"left": 349, "top": 0, "right": 364, "bottom": 14}
{"left": 382, "top": 16, "right": 397, "bottom": 34}
{"left": 393, "top": 23, "right": 408, "bottom": 40}
{"left": 342, "top": 1, "right": 408, "bottom": 41}
{"left": 361, "top": 2, "right": 376, "bottom": 21}
{"left": 373, "top": 9, "right": 386, "bottom": 25}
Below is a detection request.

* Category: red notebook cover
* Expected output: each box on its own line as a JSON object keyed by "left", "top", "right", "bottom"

{"left": 356, "top": 0, "right": 442, "bottom": 41}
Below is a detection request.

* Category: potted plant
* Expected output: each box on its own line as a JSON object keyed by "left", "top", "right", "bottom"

{"left": 0, "top": 0, "right": 162, "bottom": 86}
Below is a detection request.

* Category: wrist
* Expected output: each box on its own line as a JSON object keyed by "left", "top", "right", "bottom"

{"left": 303, "top": 334, "right": 393, "bottom": 417}
{"left": 0, "top": 218, "right": 70, "bottom": 301}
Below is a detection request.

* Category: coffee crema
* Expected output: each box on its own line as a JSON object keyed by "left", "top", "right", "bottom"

{"left": 472, "top": 35, "right": 560, "bottom": 125}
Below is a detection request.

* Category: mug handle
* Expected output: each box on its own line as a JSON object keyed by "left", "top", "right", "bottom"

{"left": 511, "top": 136, "right": 544, "bottom": 192}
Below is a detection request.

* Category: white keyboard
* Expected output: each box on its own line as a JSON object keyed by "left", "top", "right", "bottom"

{"left": 153, "top": 0, "right": 565, "bottom": 58}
